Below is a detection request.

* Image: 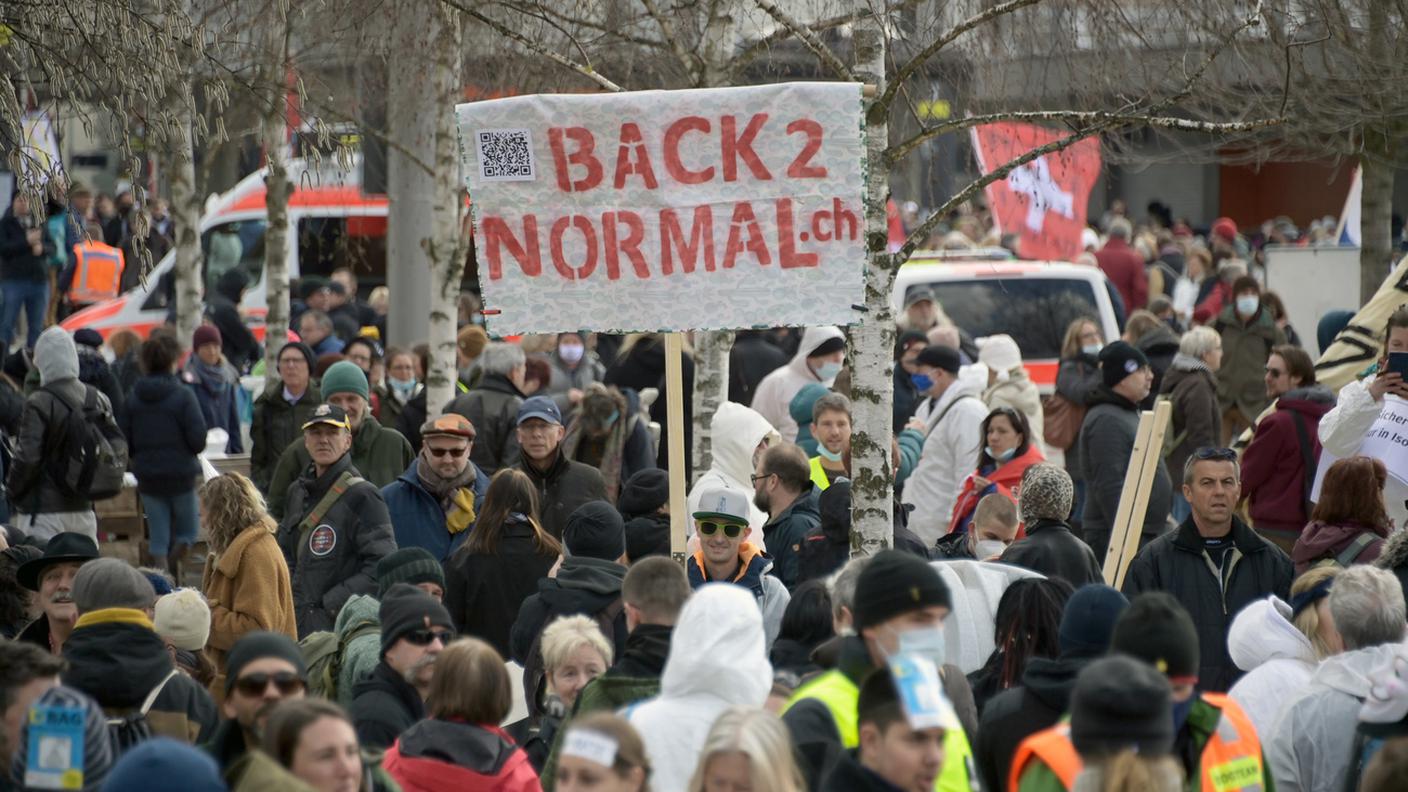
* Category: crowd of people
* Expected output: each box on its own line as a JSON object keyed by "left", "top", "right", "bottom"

{"left": 0, "top": 190, "right": 1405, "bottom": 792}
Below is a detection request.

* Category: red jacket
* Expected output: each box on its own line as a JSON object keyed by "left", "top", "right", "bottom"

{"left": 383, "top": 719, "right": 542, "bottom": 792}
{"left": 1193, "top": 279, "right": 1229, "bottom": 325}
{"left": 947, "top": 444, "right": 1046, "bottom": 534}
{"left": 1241, "top": 388, "right": 1335, "bottom": 535}
{"left": 1095, "top": 239, "right": 1148, "bottom": 312}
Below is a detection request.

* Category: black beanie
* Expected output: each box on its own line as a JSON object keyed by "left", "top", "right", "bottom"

{"left": 1110, "top": 592, "right": 1200, "bottom": 681}
{"left": 1058, "top": 584, "right": 1129, "bottom": 658}
{"left": 224, "top": 631, "right": 307, "bottom": 694}
{"left": 564, "top": 500, "right": 626, "bottom": 561}
{"left": 376, "top": 547, "right": 446, "bottom": 598}
{"left": 379, "top": 583, "right": 454, "bottom": 657}
{"left": 617, "top": 469, "right": 669, "bottom": 518}
{"left": 279, "top": 341, "right": 316, "bottom": 370}
{"left": 853, "top": 550, "right": 951, "bottom": 632}
{"left": 1070, "top": 654, "right": 1174, "bottom": 759}
{"left": 1098, "top": 340, "right": 1150, "bottom": 389}
{"left": 624, "top": 515, "right": 670, "bottom": 562}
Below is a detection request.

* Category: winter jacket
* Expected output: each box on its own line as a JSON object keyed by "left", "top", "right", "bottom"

{"left": 762, "top": 485, "right": 822, "bottom": 589}
{"left": 1267, "top": 642, "right": 1407, "bottom": 792}
{"left": 1095, "top": 238, "right": 1147, "bottom": 314}
{"left": 76, "top": 346, "right": 125, "bottom": 425}
{"left": 9, "top": 378, "right": 116, "bottom": 516}
{"left": 515, "top": 450, "right": 608, "bottom": 540}
{"left": 1134, "top": 322, "right": 1181, "bottom": 410}
{"left": 998, "top": 518, "right": 1103, "bottom": 587}
{"left": 62, "top": 608, "right": 218, "bottom": 744}
{"left": 1123, "top": 516, "right": 1294, "bottom": 692}
{"left": 202, "top": 521, "right": 298, "bottom": 697}
{"left": 333, "top": 594, "right": 382, "bottom": 709}
{"left": 183, "top": 357, "right": 243, "bottom": 454}
{"left": 1160, "top": 354, "right": 1222, "bottom": 480}
{"left": 444, "top": 513, "right": 559, "bottom": 659}
{"left": 446, "top": 372, "right": 526, "bottom": 476}
{"left": 1292, "top": 519, "right": 1388, "bottom": 574}
{"left": 250, "top": 379, "right": 322, "bottom": 494}
{"left": 1214, "top": 304, "right": 1286, "bottom": 418}
{"left": 1242, "top": 386, "right": 1335, "bottom": 535}
{"left": 729, "top": 330, "right": 789, "bottom": 408}
{"left": 121, "top": 373, "right": 206, "bottom": 496}
{"left": 544, "top": 350, "right": 607, "bottom": 415}
{"left": 1226, "top": 596, "right": 1317, "bottom": 739}
{"left": 560, "top": 386, "right": 655, "bottom": 501}
{"left": 687, "top": 402, "right": 779, "bottom": 540}
{"left": 1319, "top": 380, "right": 1408, "bottom": 531}
{"left": 750, "top": 326, "right": 845, "bottom": 443}
{"left": 819, "top": 751, "right": 908, "bottom": 792}
{"left": 983, "top": 368, "right": 1046, "bottom": 456}
{"left": 975, "top": 653, "right": 1092, "bottom": 792}
{"left": 383, "top": 719, "right": 541, "bottom": 792}
{"left": 894, "top": 363, "right": 921, "bottom": 431}
{"left": 947, "top": 445, "right": 1045, "bottom": 536}
{"left": 1078, "top": 385, "right": 1173, "bottom": 561}
{"left": 902, "top": 375, "right": 989, "bottom": 544}
{"left": 381, "top": 459, "right": 490, "bottom": 562}
{"left": 686, "top": 543, "right": 791, "bottom": 649}
{"left": 627, "top": 584, "right": 773, "bottom": 792}
{"left": 204, "top": 292, "right": 259, "bottom": 373}
{"left": 267, "top": 415, "right": 414, "bottom": 520}
{"left": 350, "top": 660, "right": 426, "bottom": 751}
{"left": 0, "top": 209, "right": 55, "bottom": 282}
{"left": 1054, "top": 354, "right": 1101, "bottom": 478}
{"left": 276, "top": 453, "right": 397, "bottom": 637}
{"left": 611, "top": 623, "right": 672, "bottom": 679}
{"left": 510, "top": 556, "right": 629, "bottom": 666}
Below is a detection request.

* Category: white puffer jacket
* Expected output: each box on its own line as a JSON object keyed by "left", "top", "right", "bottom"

{"left": 1226, "top": 596, "right": 1317, "bottom": 738}
{"left": 902, "top": 367, "right": 989, "bottom": 544}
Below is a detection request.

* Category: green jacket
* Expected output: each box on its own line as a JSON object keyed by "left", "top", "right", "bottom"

{"left": 266, "top": 415, "right": 413, "bottom": 520}
{"left": 1213, "top": 305, "right": 1285, "bottom": 418}
{"left": 250, "top": 380, "right": 322, "bottom": 493}
{"left": 538, "top": 674, "right": 661, "bottom": 789}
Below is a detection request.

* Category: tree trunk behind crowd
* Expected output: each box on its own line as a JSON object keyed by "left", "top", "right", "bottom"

{"left": 261, "top": 10, "right": 292, "bottom": 389}
{"left": 424, "top": 6, "right": 466, "bottom": 419}
{"left": 169, "top": 83, "right": 203, "bottom": 350}
{"left": 1360, "top": 141, "right": 1395, "bottom": 304}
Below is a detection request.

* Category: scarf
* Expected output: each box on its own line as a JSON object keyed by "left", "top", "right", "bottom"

{"left": 562, "top": 414, "right": 627, "bottom": 502}
{"left": 188, "top": 356, "right": 234, "bottom": 395}
{"left": 416, "top": 456, "right": 478, "bottom": 534}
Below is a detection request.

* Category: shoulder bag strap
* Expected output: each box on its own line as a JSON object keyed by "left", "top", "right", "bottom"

{"left": 1290, "top": 410, "right": 1316, "bottom": 517}
{"left": 298, "top": 470, "right": 360, "bottom": 547}
{"left": 141, "top": 669, "right": 180, "bottom": 716}
{"left": 923, "top": 394, "right": 979, "bottom": 442}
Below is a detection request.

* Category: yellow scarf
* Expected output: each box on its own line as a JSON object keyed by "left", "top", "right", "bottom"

{"left": 446, "top": 488, "right": 477, "bottom": 534}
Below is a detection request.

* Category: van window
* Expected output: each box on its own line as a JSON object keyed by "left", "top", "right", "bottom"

{"left": 920, "top": 278, "right": 1100, "bottom": 360}
{"left": 296, "top": 216, "right": 388, "bottom": 291}
{"left": 141, "top": 220, "right": 267, "bottom": 311}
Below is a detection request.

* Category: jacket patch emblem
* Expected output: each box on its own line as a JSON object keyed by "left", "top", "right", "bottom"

{"left": 309, "top": 525, "right": 337, "bottom": 556}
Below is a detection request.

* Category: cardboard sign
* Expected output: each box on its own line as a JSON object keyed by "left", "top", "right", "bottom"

{"left": 455, "top": 83, "right": 867, "bottom": 335}
{"left": 971, "top": 123, "right": 1100, "bottom": 262}
{"left": 24, "top": 703, "right": 85, "bottom": 790}
{"left": 1313, "top": 393, "right": 1408, "bottom": 500}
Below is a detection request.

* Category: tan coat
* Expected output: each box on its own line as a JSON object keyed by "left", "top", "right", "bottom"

{"left": 203, "top": 522, "right": 298, "bottom": 697}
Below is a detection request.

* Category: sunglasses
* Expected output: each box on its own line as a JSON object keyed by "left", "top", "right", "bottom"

{"left": 233, "top": 671, "right": 306, "bottom": 698}
{"left": 1266, "top": 367, "right": 1284, "bottom": 377}
{"left": 698, "top": 521, "right": 745, "bottom": 538}
{"left": 1193, "top": 447, "right": 1237, "bottom": 462}
{"left": 404, "top": 629, "right": 455, "bottom": 647}
{"left": 426, "top": 445, "right": 468, "bottom": 458}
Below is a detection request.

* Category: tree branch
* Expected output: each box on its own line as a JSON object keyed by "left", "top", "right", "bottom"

{"left": 443, "top": 0, "right": 626, "bottom": 93}
{"left": 730, "top": 0, "right": 921, "bottom": 77}
{"left": 639, "top": 0, "right": 700, "bottom": 84}
{"left": 749, "top": 0, "right": 854, "bottom": 82}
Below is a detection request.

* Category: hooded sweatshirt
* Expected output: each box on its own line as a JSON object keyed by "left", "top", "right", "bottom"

{"left": 901, "top": 369, "right": 987, "bottom": 544}
{"left": 1292, "top": 520, "right": 1389, "bottom": 575}
{"left": 627, "top": 584, "right": 773, "bottom": 792}
{"left": 750, "top": 326, "right": 845, "bottom": 443}
{"left": 686, "top": 401, "right": 780, "bottom": 540}
{"left": 1226, "top": 596, "right": 1317, "bottom": 738}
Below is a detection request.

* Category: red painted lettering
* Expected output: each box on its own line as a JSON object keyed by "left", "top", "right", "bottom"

{"left": 549, "top": 215, "right": 598, "bottom": 280}
{"left": 786, "top": 119, "right": 827, "bottom": 178}
{"left": 776, "top": 199, "right": 817, "bottom": 269}
{"left": 722, "top": 202, "right": 771, "bottom": 269}
{"left": 663, "top": 117, "right": 714, "bottom": 185}
{"left": 721, "top": 114, "right": 772, "bottom": 182}
{"left": 603, "top": 211, "right": 648, "bottom": 280}
{"left": 612, "top": 123, "right": 659, "bottom": 190}
{"left": 660, "top": 206, "right": 715, "bottom": 274}
{"left": 548, "top": 127, "right": 604, "bottom": 193}
{"left": 481, "top": 215, "right": 541, "bottom": 280}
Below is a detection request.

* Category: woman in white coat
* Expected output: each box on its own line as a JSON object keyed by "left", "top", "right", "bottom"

{"left": 750, "top": 326, "right": 845, "bottom": 443}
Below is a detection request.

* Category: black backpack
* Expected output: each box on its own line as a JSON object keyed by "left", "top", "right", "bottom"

{"left": 105, "top": 669, "right": 177, "bottom": 756}
{"left": 43, "top": 384, "right": 127, "bottom": 501}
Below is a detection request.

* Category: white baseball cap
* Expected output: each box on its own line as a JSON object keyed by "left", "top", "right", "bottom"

{"left": 692, "top": 487, "right": 750, "bottom": 524}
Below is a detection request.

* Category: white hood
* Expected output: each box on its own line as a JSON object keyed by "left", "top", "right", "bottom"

{"left": 706, "top": 402, "right": 779, "bottom": 488}
{"left": 1314, "top": 642, "right": 1408, "bottom": 699}
{"left": 786, "top": 325, "right": 845, "bottom": 378}
{"left": 1229, "top": 596, "right": 1315, "bottom": 672}
{"left": 750, "top": 326, "right": 844, "bottom": 443}
{"left": 659, "top": 584, "right": 772, "bottom": 703}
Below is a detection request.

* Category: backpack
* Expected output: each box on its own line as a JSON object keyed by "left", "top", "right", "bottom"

{"left": 106, "top": 669, "right": 177, "bottom": 756}
{"left": 1040, "top": 392, "right": 1085, "bottom": 450}
{"left": 300, "top": 620, "right": 380, "bottom": 701}
{"left": 43, "top": 384, "right": 127, "bottom": 501}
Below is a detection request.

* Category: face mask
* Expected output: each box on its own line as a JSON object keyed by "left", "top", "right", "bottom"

{"left": 893, "top": 625, "right": 946, "bottom": 669}
{"left": 814, "top": 361, "right": 843, "bottom": 383}
{"left": 1172, "top": 696, "right": 1196, "bottom": 733}
{"left": 389, "top": 376, "right": 417, "bottom": 395}
{"left": 911, "top": 373, "right": 934, "bottom": 392}
{"left": 1082, "top": 343, "right": 1102, "bottom": 357}
{"left": 985, "top": 446, "right": 1016, "bottom": 463}
{"left": 817, "top": 444, "right": 843, "bottom": 462}
{"left": 559, "top": 343, "right": 585, "bottom": 364}
{"left": 973, "top": 539, "right": 1008, "bottom": 560}
{"left": 1236, "top": 295, "right": 1259, "bottom": 316}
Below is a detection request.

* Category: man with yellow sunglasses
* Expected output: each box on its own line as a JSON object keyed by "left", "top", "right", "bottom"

{"left": 686, "top": 487, "right": 791, "bottom": 648}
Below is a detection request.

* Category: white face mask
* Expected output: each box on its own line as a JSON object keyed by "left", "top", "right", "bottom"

{"left": 559, "top": 343, "right": 585, "bottom": 364}
{"left": 973, "top": 539, "right": 1008, "bottom": 560}
{"left": 888, "top": 624, "right": 947, "bottom": 669}
{"left": 1081, "top": 343, "right": 1102, "bottom": 357}
{"left": 1235, "top": 295, "right": 1260, "bottom": 316}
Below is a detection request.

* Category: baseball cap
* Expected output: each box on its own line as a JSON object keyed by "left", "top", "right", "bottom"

{"left": 517, "top": 395, "right": 562, "bottom": 427}
{"left": 692, "top": 487, "right": 750, "bottom": 524}
{"left": 302, "top": 403, "right": 351, "bottom": 431}
{"left": 904, "top": 287, "right": 937, "bottom": 310}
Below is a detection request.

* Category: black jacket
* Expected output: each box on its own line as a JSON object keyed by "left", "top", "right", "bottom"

{"left": 204, "top": 293, "right": 259, "bottom": 373}
{"left": 444, "top": 514, "right": 558, "bottom": 659}
{"left": 276, "top": 453, "right": 397, "bottom": 637}
{"left": 729, "top": 331, "right": 789, "bottom": 406}
{"left": 1123, "top": 516, "right": 1293, "bottom": 692}
{"left": 62, "top": 612, "right": 218, "bottom": 744}
{"left": 763, "top": 486, "right": 821, "bottom": 590}
{"left": 771, "top": 636, "right": 824, "bottom": 680}
{"left": 249, "top": 379, "right": 321, "bottom": 494}
{"left": 1054, "top": 354, "right": 1101, "bottom": 483}
{"left": 0, "top": 210, "right": 55, "bottom": 282}
{"left": 77, "top": 347, "right": 125, "bottom": 425}
{"left": 446, "top": 373, "right": 525, "bottom": 476}
{"left": 999, "top": 518, "right": 1103, "bottom": 587}
{"left": 819, "top": 751, "right": 905, "bottom": 792}
{"left": 350, "top": 660, "right": 425, "bottom": 751}
{"left": 1078, "top": 385, "right": 1172, "bottom": 560}
{"left": 974, "top": 654, "right": 1091, "bottom": 792}
{"left": 509, "top": 556, "right": 628, "bottom": 666}
{"left": 9, "top": 379, "right": 115, "bottom": 515}
{"left": 514, "top": 450, "right": 607, "bottom": 540}
{"left": 609, "top": 623, "right": 671, "bottom": 679}
{"left": 121, "top": 373, "right": 206, "bottom": 496}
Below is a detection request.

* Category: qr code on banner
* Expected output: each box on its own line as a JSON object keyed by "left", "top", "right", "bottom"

{"left": 476, "top": 128, "right": 536, "bottom": 182}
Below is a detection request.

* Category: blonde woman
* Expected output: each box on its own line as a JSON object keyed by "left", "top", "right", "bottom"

{"left": 557, "top": 713, "right": 651, "bottom": 792}
{"left": 509, "top": 614, "right": 613, "bottom": 772}
{"left": 689, "top": 707, "right": 805, "bottom": 792}
{"left": 201, "top": 472, "right": 297, "bottom": 697}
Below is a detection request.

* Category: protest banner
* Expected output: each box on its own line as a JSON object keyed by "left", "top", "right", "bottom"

{"left": 1312, "top": 393, "right": 1408, "bottom": 500}
{"left": 1315, "top": 255, "right": 1408, "bottom": 392}
{"left": 455, "top": 82, "right": 867, "bottom": 336}
{"left": 971, "top": 122, "right": 1100, "bottom": 262}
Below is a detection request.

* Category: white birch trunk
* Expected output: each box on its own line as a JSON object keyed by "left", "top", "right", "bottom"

{"left": 260, "top": 11, "right": 291, "bottom": 388}
{"left": 425, "top": 7, "right": 465, "bottom": 419}
{"left": 169, "top": 84, "right": 203, "bottom": 349}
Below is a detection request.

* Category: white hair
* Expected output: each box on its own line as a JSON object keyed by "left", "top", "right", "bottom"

{"left": 478, "top": 342, "right": 526, "bottom": 377}
{"left": 1330, "top": 566, "right": 1407, "bottom": 651}
{"left": 1178, "top": 326, "right": 1221, "bottom": 359}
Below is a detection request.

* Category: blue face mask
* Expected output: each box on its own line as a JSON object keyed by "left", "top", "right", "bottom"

{"left": 911, "top": 372, "right": 934, "bottom": 392}
{"left": 986, "top": 446, "right": 1016, "bottom": 463}
{"left": 389, "top": 376, "right": 417, "bottom": 395}
{"left": 817, "top": 444, "right": 843, "bottom": 462}
{"left": 815, "top": 361, "right": 843, "bottom": 382}
{"left": 1236, "top": 295, "right": 1260, "bottom": 316}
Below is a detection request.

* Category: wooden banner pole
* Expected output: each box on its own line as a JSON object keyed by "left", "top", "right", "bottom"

{"left": 665, "top": 333, "right": 688, "bottom": 563}
{"left": 1102, "top": 410, "right": 1154, "bottom": 585}
{"left": 1112, "top": 400, "right": 1172, "bottom": 590}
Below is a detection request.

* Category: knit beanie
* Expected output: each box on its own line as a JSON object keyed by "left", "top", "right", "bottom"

{"left": 35, "top": 326, "right": 79, "bottom": 385}
{"left": 379, "top": 584, "right": 454, "bottom": 656}
{"left": 224, "top": 632, "right": 307, "bottom": 695}
{"left": 852, "top": 550, "right": 951, "bottom": 632}
{"left": 279, "top": 341, "right": 316, "bottom": 370}
{"left": 1098, "top": 340, "right": 1150, "bottom": 389}
{"left": 192, "top": 324, "right": 221, "bottom": 351}
{"left": 563, "top": 500, "right": 626, "bottom": 561}
{"left": 1018, "top": 463, "right": 1075, "bottom": 524}
{"left": 73, "top": 557, "right": 157, "bottom": 612}
{"left": 789, "top": 383, "right": 830, "bottom": 426}
{"left": 101, "top": 737, "right": 225, "bottom": 792}
{"left": 375, "top": 547, "right": 446, "bottom": 598}
{"left": 977, "top": 334, "right": 1022, "bottom": 374}
{"left": 1110, "top": 592, "right": 1200, "bottom": 681}
{"left": 1058, "top": 584, "right": 1129, "bottom": 658}
{"left": 914, "top": 345, "right": 961, "bottom": 374}
{"left": 624, "top": 515, "right": 670, "bottom": 562}
{"left": 320, "top": 359, "right": 370, "bottom": 400}
{"left": 458, "top": 325, "right": 489, "bottom": 361}
{"left": 617, "top": 468, "right": 669, "bottom": 518}
{"left": 1070, "top": 655, "right": 1174, "bottom": 759}
{"left": 153, "top": 589, "right": 212, "bottom": 652}
{"left": 15, "top": 685, "right": 113, "bottom": 789}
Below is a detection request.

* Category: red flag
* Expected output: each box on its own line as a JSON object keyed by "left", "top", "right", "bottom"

{"left": 971, "top": 123, "right": 1101, "bottom": 261}
{"left": 887, "top": 198, "right": 906, "bottom": 253}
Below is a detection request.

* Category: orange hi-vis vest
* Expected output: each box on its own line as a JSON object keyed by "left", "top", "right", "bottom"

{"left": 1008, "top": 692, "right": 1266, "bottom": 792}
{"left": 67, "top": 241, "right": 125, "bottom": 305}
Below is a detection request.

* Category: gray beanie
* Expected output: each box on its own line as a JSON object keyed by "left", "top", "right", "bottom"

{"left": 73, "top": 558, "right": 157, "bottom": 614}
{"left": 35, "top": 326, "right": 79, "bottom": 385}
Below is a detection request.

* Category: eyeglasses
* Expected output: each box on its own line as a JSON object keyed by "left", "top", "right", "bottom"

{"left": 1193, "top": 447, "right": 1237, "bottom": 462}
{"left": 426, "top": 445, "right": 468, "bottom": 458}
{"left": 749, "top": 472, "right": 774, "bottom": 485}
{"left": 698, "top": 521, "right": 745, "bottom": 538}
{"left": 233, "top": 671, "right": 306, "bottom": 698}
{"left": 404, "top": 629, "right": 455, "bottom": 647}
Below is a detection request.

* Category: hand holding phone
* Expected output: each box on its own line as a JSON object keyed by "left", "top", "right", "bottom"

{"left": 1388, "top": 352, "right": 1408, "bottom": 380}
